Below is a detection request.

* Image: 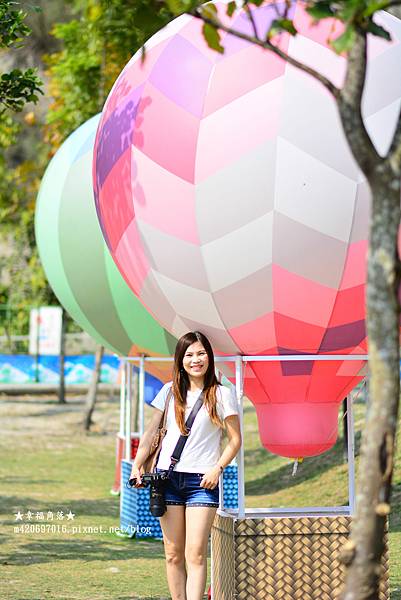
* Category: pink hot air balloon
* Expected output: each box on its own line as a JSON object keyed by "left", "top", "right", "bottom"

{"left": 93, "top": 2, "right": 401, "bottom": 457}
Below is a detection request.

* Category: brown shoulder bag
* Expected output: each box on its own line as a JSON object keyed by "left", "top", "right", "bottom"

{"left": 141, "top": 387, "right": 173, "bottom": 474}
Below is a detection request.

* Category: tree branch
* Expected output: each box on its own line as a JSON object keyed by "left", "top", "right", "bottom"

{"left": 337, "top": 31, "right": 382, "bottom": 175}
{"left": 244, "top": 3, "right": 259, "bottom": 41}
{"left": 193, "top": 8, "right": 340, "bottom": 99}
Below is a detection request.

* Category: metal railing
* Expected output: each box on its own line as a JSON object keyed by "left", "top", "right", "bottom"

{"left": 120, "top": 353, "right": 368, "bottom": 518}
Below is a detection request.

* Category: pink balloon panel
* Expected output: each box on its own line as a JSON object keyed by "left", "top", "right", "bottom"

{"left": 93, "top": 2, "right": 401, "bottom": 457}
{"left": 242, "top": 355, "right": 366, "bottom": 457}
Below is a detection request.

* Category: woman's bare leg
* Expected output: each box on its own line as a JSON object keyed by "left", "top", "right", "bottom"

{"left": 159, "top": 505, "right": 187, "bottom": 600}
{"left": 185, "top": 507, "right": 218, "bottom": 600}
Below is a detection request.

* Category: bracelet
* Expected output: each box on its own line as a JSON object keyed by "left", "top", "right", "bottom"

{"left": 217, "top": 464, "right": 224, "bottom": 474}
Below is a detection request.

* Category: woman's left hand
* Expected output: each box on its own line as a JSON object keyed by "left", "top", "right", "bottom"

{"left": 200, "top": 466, "right": 221, "bottom": 489}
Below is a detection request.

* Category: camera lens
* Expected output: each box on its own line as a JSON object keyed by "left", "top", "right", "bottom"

{"left": 149, "top": 482, "right": 166, "bottom": 517}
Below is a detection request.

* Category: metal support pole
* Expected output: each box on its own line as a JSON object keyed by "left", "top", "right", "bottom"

{"left": 346, "top": 393, "right": 356, "bottom": 515}
{"left": 235, "top": 356, "right": 245, "bottom": 518}
{"left": 139, "top": 355, "right": 145, "bottom": 436}
{"left": 216, "top": 366, "right": 224, "bottom": 509}
{"left": 125, "top": 362, "right": 132, "bottom": 461}
{"left": 132, "top": 371, "right": 139, "bottom": 433}
{"left": 119, "top": 359, "right": 126, "bottom": 437}
{"left": 120, "top": 353, "right": 366, "bottom": 515}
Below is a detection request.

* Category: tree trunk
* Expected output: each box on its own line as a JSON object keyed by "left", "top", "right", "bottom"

{"left": 83, "top": 345, "right": 104, "bottom": 431}
{"left": 58, "top": 308, "right": 66, "bottom": 404}
{"left": 341, "top": 168, "right": 401, "bottom": 600}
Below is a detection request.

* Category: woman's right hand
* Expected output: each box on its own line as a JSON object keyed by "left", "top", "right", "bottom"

{"left": 129, "top": 463, "right": 144, "bottom": 488}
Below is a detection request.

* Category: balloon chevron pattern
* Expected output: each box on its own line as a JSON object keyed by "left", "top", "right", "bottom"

{"left": 93, "top": 2, "right": 401, "bottom": 456}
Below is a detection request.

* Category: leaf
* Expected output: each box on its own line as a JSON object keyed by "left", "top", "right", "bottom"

{"left": 331, "top": 25, "right": 356, "bottom": 54}
{"left": 269, "top": 18, "right": 297, "bottom": 39}
{"left": 366, "top": 20, "right": 391, "bottom": 41}
{"left": 165, "top": 0, "right": 185, "bottom": 16}
{"left": 306, "top": 2, "right": 334, "bottom": 20}
{"left": 201, "top": 3, "right": 218, "bottom": 19}
{"left": 339, "top": 0, "right": 361, "bottom": 23}
{"left": 202, "top": 22, "right": 224, "bottom": 54}
{"left": 226, "top": 1, "right": 236, "bottom": 17}
{"left": 362, "top": 1, "right": 389, "bottom": 18}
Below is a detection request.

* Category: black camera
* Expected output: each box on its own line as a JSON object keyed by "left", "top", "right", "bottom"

{"left": 127, "top": 471, "right": 169, "bottom": 488}
{"left": 126, "top": 471, "right": 170, "bottom": 517}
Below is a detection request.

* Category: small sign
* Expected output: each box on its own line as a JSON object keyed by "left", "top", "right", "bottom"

{"left": 29, "top": 307, "right": 62, "bottom": 356}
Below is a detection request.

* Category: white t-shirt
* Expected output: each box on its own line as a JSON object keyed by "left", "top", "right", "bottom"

{"left": 150, "top": 382, "right": 239, "bottom": 473}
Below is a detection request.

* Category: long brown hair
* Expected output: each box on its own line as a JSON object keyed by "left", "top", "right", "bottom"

{"left": 172, "top": 331, "right": 223, "bottom": 435}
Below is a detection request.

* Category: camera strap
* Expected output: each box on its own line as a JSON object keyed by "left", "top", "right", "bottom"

{"left": 167, "top": 389, "right": 205, "bottom": 475}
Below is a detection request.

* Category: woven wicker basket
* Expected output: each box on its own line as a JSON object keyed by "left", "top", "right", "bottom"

{"left": 211, "top": 511, "right": 389, "bottom": 600}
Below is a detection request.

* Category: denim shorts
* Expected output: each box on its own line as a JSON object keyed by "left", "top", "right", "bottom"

{"left": 155, "top": 468, "right": 220, "bottom": 507}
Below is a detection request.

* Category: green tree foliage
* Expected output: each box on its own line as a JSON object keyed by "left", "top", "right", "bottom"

{"left": 0, "top": 0, "right": 47, "bottom": 340}
{"left": 0, "top": 136, "right": 56, "bottom": 339}
{"left": 0, "top": 0, "right": 43, "bottom": 113}
{"left": 45, "top": 0, "right": 173, "bottom": 149}
{"left": 0, "top": 0, "right": 174, "bottom": 340}
{"left": 166, "top": 0, "right": 397, "bottom": 57}
{"left": 0, "top": 0, "right": 30, "bottom": 45}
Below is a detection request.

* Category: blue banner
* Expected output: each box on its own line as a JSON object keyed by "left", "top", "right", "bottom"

{"left": 0, "top": 354, "right": 163, "bottom": 403}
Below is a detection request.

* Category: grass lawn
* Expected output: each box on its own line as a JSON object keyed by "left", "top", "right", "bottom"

{"left": 0, "top": 390, "right": 400, "bottom": 599}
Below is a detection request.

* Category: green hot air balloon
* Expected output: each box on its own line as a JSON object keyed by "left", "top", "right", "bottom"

{"left": 35, "top": 114, "right": 176, "bottom": 373}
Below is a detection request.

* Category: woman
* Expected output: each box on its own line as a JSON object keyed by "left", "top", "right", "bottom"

{"left": 130, "top": 331, "right": 242, "bottom": 600}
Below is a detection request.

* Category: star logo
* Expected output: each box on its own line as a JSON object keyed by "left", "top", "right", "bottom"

{"left": 66, "top": 510, "right": 75, "bottom": 520}
{"left": 14, "top": 511, "right": 23, "bottom": 521}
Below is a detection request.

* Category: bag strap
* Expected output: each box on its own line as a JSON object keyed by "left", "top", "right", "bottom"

{"left": 168, "top": 390, "right": 204, "bottom": 475}
{"left": 150, "top": 387, "right": 173, "bottom": 473}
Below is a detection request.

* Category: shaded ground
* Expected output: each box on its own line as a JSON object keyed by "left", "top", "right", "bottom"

{"left": 0, "top": 392, "right": 399, "bottom": 599}
{"left": 0, "top": 393, "right": 174, "bottom": 599}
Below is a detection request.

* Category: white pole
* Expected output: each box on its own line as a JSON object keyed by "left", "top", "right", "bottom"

{"left": 139, "top": 355, "right": 145, "bottom": 436}
{"left": 125, "top": 362, "right": 132, "bottom": 462}
{"left": 215, "top": 366, "right": 224, "bottom": 510}
{"left": 235, "top": 356, "right": 245, "bottom": 518}
{"left": 346, "top": 393, "right": 356, "bottom": 515}
{"left": 119, "top": 359, "right": 126, "bottom": 437}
